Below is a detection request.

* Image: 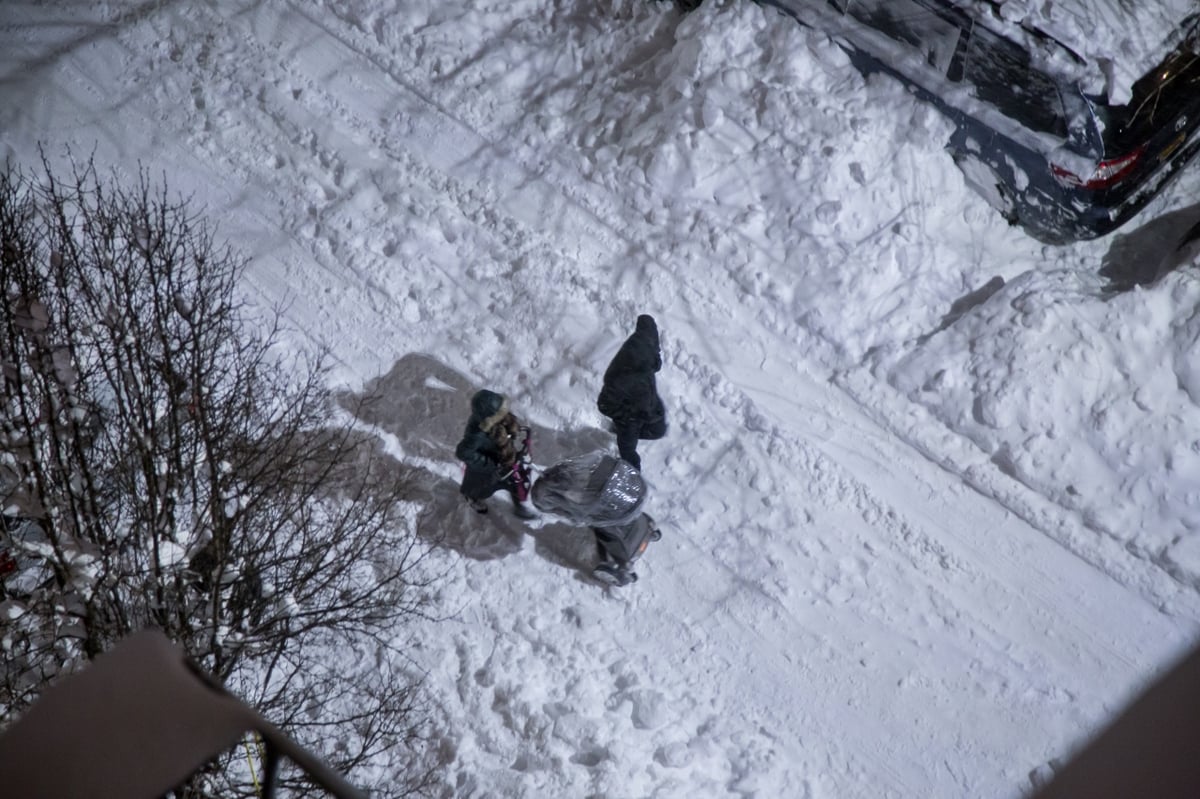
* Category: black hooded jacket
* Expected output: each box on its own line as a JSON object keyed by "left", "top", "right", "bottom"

{"left": 456, "top": 389, "right": 523, "bottom": 499}
{"left": 597, "top": 315, "right": 665, "bottom": 427}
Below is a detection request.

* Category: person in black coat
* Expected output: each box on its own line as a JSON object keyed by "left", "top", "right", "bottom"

{"left": 455, "top": 389, "right": 535, "bottom": 518}
{"left": 596, "top": 314, "right": 667, "bottom": 470}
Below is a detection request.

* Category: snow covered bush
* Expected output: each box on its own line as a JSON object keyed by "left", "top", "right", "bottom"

{"left": 0, "top": 156, "right": 438, "bottom": 797}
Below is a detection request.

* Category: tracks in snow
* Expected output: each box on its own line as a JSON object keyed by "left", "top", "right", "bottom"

{"left": 60, "top": 2, "right": 1199, "bottom": 795}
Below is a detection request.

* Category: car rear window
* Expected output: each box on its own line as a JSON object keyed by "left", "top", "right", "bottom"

{"left": 960, "top": 22, "right": 1071, "bottom": 139}
{"left": 1097, "top": 17, "right": 1200, "bottom": 153}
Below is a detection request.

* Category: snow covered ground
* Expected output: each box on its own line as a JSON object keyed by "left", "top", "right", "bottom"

{"left": 3, "top": 0, "right": 1200, "bottom": 796}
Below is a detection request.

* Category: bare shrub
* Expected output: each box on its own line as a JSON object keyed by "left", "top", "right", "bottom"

{"left": 0, "top": 155, "right": 439, "bottom": 797}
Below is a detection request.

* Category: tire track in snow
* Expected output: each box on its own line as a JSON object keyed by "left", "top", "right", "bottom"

{"left": 638, "top": 340, "right": 1188, "bottom": 794}
{"left": 111, "top": 0, "right": 614, "bottom": 387}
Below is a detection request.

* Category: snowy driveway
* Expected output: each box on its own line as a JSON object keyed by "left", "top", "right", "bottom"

{"left": 2, "top": 1, "right": 1197, "bottom": 796}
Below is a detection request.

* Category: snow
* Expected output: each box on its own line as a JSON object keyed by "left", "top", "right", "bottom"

{"left": 3, "top": 0, "right": 1200, "bottom": 796}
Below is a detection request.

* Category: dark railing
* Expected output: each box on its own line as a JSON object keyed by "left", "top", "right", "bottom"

{"left": 0, "top": 629, "right": 367, "bottom": 799}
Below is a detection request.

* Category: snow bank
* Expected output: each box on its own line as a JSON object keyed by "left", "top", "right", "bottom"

{"left": 885, "top": 266, "right": 1200, "bottom": 587}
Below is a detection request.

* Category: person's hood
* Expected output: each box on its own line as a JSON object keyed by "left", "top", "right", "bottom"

{"left": 603, "top": 314, "right": 662, "bottom": 378}
{"left": 632, "top": 314, "right": 661, "bottom": 372}
{"left": 470, "top": 389, "right": 509, "bottom": 431}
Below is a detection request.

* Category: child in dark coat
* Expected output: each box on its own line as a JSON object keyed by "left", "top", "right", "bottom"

{"left": 596, "top": 314, "right": 667, "bottom": 470}
{"left": 455, "top": 389, "right": 535, "bottom": 518}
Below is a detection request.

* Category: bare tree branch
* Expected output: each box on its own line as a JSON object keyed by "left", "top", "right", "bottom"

{"left": 0, "top": 155, "right": 440, "bottom": 797}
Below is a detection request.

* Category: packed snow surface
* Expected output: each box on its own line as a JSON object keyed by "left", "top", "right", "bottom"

{"left": 3, "top": 0, "right": 1200, "bottom": 796}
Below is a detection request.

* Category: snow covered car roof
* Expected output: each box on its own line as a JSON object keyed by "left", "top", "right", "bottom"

{"left": 961, "top": 0, "right": 1200, "bottom": 104}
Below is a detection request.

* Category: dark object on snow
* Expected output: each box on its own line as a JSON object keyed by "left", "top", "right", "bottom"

{"left": 1025, "top": 640, "right": 1200, "bottom": 799}
{"left": 531, "top": 451, "right": 660, "bottom": 585}
{"left": 706, "top": 1, "right": 1200, "bottom": 244}
{"left": 596, "top": 314, "right": 667, "bottom": 470}
{"left": 455, "top": 389, "right": 533, "bottom": 516}
{"left": 592, "top": 514, "right": 662, "bottom": 587}
{"left": 0, "top": 629, "right": 367, "bottom": 799}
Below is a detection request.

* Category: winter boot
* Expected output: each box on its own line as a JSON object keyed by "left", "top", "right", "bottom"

{"left": 468, "top": 498, "right": 488, "bottom": 514}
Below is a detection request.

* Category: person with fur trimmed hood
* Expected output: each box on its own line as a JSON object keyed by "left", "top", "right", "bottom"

{"left": 597, "top": 314, "right": 668, "bottom": 470}
{"left": 455, "top": 389, "right": 535, "bottom": 518}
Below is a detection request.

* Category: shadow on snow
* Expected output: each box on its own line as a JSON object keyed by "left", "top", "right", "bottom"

{"left": 1100, "top": 202, "right": 1200, "bottom": 293}
{"left": 337, "top": 352, "right": 613, "bottom": 578}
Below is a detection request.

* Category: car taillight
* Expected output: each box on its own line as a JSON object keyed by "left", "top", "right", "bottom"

{"left": 1051, "top": 147, "right": 1145, "bottom": 189}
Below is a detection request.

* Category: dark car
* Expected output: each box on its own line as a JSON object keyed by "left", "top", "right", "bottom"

{"left": 688, "top": 0, "right": 1200, "bottom": 244}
